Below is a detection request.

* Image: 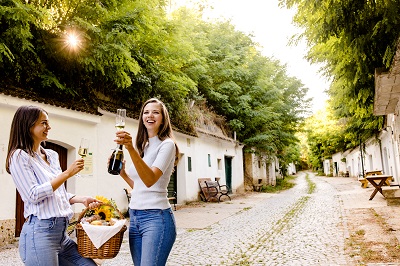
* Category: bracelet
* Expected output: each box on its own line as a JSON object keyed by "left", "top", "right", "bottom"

{"left": 69, "top": 195, "right": 77, "bottom": 202}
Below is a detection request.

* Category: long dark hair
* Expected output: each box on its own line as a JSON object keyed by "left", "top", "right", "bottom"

{"left": 136, "top": 98, "right": 180, "bottom": 165}
{"left": 5, "top": 106, "right": 47, "bottom": 174}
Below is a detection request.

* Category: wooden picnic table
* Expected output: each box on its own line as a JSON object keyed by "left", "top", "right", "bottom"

{"left": 366, "top": 175, "right": 392, "bottom": 200}
{"left": 365, "top": 170, "right": 383, "bottom": 176}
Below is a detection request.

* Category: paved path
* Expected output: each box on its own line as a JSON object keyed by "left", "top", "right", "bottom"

{"left": 0, "top": 171, "right": 388, "bottom": 265}
{"left": 102, "top": 171, "right": 349, "bottom": 265}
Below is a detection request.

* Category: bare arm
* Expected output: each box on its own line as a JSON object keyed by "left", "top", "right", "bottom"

{"left": 70, "top": 196, "right": 102, "bottom": 208}
{"left": 50, "top": 159, "right": 84, "bottom": 191}
{"left": 120, "top": 160, "right": 135, "bottom": 188}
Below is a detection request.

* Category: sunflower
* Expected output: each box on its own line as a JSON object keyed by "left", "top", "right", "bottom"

{"left": 95, "top": 195, "right": 110, "bottom": 204}
{"left": 94, "top": 205, "right": 113, "bottom": 221}
{"left": 92, "top": 195, "right": 115, "bottom": 221}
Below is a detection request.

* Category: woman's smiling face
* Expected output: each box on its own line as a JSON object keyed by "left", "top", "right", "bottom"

{"left": 30, "top": 111, "right": 51, "bottom": 145}
{"left": 142, "top": 102, "right": 163, "bottom": 137}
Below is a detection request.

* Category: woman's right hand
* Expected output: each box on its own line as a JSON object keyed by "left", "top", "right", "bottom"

{"left": 52, "top": 158, "right": 85, "bottom": 191}
{"left": 116, "top": 130, "right": 133, "bottom": 149}
{"left": 66, "top": 158, "right": 84, "bottom": 177}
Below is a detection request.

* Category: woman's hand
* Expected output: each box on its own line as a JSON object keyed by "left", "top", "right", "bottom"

{"left": 66, "top": 158, "right": 84, "bottom": 177}
{"left": 115, "top": 130, "right": 133, "bottom": 149}
{"left": 120, "top": 160, "right": 127, "bottom": 177}
{"left": 70, "top": 196, "right": 102, "bottom": 208}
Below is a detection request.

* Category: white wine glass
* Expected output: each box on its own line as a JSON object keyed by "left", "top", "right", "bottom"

{"left": 78, "top": 138, "right": 90, "bottom": 158}
{"left": 76, "top": 138, "right": 89, "bottom": 178}
{"left": 115, "top": 109, "right": 126, "bottom": 131}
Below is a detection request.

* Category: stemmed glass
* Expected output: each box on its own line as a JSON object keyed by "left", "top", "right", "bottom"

{"left": 115, "top": 109, "right": 126, "bottom": 150}
{"left": 76, "top": 138, "right": 89, "bottom": 177}
{"left": 78, "top": 138, "right": 90, "bottom": 158}
{"left": 115, "top": 109, "right": 126, "bottom": 131}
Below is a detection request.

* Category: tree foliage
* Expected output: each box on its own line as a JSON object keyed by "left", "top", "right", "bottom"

{"left": 0, "top": 0, "right": 311, "bottom": 170}
{"left": 280, "top": 0, "right": 398, "bottom": 148}
{"left": 304, "top": 105, "right": 348, "bottom": 169}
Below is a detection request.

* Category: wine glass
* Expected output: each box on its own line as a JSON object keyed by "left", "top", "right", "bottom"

{"left": 76, "top": 138, "right": 89, "bottom": 178}
{"left": 78, "top": 138, "right": 90, "bottom": 158}
{"left": 115, "top": 109, "right": 126, "bottom": 131}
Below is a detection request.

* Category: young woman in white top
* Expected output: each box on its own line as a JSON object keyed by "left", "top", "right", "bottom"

{"left": 6, "top": 105, "right": 101, "bottom": 266}
{"left": 115, "top": 98, "right": 180, "bottom": 265}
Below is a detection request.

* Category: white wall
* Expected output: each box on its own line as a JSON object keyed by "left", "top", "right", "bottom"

{"left": 345, "top": 148, "right": 360, "bottom": 178}
{"left": 287, "top": 162, "right": 296, "bottom": 175}
{"left": 363, "top": 139, "right": 383, "bottom": 173}
{"left": 323, "top": 159, "right": 330, "bottom": 175}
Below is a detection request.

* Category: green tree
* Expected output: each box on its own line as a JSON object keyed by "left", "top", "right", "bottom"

{"left": 280, "top": 0, "right": 398, "bottom": 148}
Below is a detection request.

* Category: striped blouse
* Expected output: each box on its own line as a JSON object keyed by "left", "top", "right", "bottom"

{"left": 9, "top": 148, "right": 74, "bottom": 220}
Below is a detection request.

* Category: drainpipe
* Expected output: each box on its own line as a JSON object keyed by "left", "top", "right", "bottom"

{"left": 378, "top": 139, "right": 385, "bottom": 174}
{"left": 389, "top": 127, "right": 398, "bottom": 179}
{"left": 360, "top": 138, "right": 365, "bottom": 178}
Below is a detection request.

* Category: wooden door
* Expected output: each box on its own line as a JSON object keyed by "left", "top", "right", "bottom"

{"left": 224, "top": 156, "right": 232, "bottom": 193}
{"left": 15, "top": 142, "right": 67, "bottom": 237}
{"left": 168, "top": 166, "right": 177, "bottom": 199}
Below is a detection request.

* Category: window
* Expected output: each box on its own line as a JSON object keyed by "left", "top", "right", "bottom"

{"left": 217, "top": 158, "right": 222, "bottom": 170}
{"left": 208, "top": 154, "right": 211, "bottom": 167}
{"left": 187, "top": 138, "right": 191, "bottom": 147}
{"left": 188, "top": 157, "right": 192, "bottom": 172}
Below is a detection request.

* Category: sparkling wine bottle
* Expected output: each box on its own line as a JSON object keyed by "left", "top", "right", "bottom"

{"left": 108, "top": 145, "right": 124, "bottom": 175}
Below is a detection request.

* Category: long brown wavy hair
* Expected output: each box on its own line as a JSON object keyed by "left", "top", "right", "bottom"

{"left": 136, "top": 98, "right": 180, "bottom": 166}
{"left": 6, "top": 105, "right": 47, "bottom": 174}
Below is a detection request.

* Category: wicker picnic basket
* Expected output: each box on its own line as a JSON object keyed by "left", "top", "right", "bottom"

{"left": 75, "top": 203, "right": 127, "bottom": 259}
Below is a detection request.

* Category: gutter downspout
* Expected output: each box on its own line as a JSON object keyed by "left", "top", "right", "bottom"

{"left": 379, "top": 139, "right": 385, "bottom": 174}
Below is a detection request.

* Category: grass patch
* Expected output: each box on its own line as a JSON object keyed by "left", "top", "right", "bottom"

{"left": 261, "top": 175, "right": 296, "bottom": 193}
{"left": 305, "top": 174, "right": 316, "bottom": 194}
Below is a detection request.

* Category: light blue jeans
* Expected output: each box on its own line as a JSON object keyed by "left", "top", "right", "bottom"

{"left": 129, "top": 208, "right": 176, "bottom": 266}
{"left": 19, "top": 216, "right": 97, "bottom": 266}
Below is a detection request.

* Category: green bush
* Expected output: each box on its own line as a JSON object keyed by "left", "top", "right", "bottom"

{"left": 261, "top": 175, "right": 296, "bottom": 193}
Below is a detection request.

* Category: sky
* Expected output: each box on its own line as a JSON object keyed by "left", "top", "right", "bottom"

{"left": 172, "top": 0, "right": 330, "bottom": 113}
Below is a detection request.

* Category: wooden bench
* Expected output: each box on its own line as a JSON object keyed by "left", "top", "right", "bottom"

{"left": 124, "top": 188, "right": 177, "bottom": 211}
{"left": 358, "top": 175, "right": 369, "bottom": 188}
{"left": 198, "top": 178, "right": 231, "bottom": 202}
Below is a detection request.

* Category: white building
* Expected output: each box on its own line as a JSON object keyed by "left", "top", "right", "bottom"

{"left": 0, "top": 94, "right": 244, "bottom": 244}
{"left": 244, "top": 152, "right": 279, "bottom": 189}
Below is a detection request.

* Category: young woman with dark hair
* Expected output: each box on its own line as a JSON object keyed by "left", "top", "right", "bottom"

{"left": 6, "top": 105, "right": 101, "bottom": 266}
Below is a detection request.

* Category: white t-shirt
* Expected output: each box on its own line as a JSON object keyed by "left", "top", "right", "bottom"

{"left": 128, "top": 136, "right": 176, "bottom": 210}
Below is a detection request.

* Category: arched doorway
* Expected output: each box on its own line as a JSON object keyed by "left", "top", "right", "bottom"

{"left": 15, "top": 142, "right": 67, "bottom": 237}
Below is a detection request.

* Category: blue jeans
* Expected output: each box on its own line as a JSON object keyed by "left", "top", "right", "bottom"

{"left": 129, "top": 208, "right": 176, "bottom": 266}
{"left": 19, "top": 216, "right": 97, "bottom": 266}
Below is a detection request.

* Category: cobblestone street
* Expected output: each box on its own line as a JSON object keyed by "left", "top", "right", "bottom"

{"left": 101, "top": 171, "right": 349, "bottom": 265}
{"left": 1, "top": 171, "right": 376, "bottom": 265}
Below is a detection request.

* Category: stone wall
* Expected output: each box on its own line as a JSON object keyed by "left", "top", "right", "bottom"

{"left": 0, "top": 219, "right": 16, "bottom": 248}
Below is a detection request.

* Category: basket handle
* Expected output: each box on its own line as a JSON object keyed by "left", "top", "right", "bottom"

{"left": 77, "top": 203, "right": 125, "bottom": 223}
